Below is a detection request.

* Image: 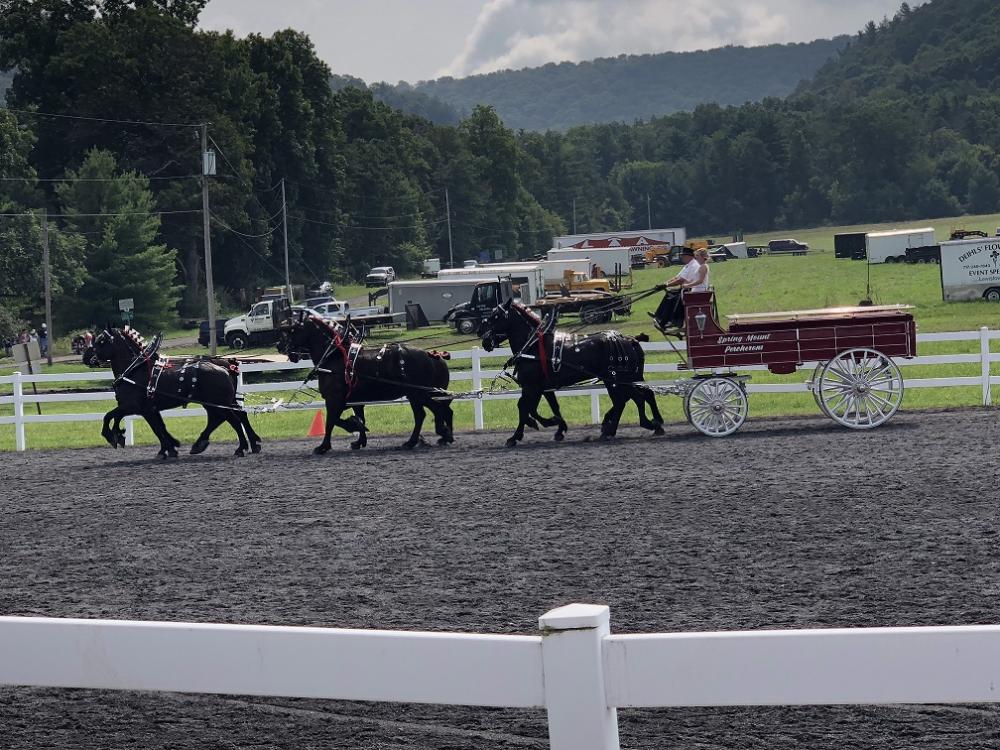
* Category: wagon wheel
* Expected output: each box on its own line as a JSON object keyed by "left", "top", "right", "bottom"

{"left": 816, "top": 348, "right": 903, "bottom": 429}
{"left": 685, "top": 377, "right": 748, "bottom": 437}
{"left": 809, "top": 361, "right": 829, "bottom": 416}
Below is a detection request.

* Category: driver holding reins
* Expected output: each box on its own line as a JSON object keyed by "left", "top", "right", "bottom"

{"left": 650, "top": 247, "right": 710, "bottom": 333}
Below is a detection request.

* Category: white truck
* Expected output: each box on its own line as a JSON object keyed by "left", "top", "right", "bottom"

{"left": 865, "top": 227, "right": 936, "bottom": 264}
{"left": 222, "top": 298, "right": 295, "bottom": 350}
{"left": 940, "top": 236, "right": 1000, "bottom": 301}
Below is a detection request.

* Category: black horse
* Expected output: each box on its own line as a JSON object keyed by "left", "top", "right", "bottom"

{"left": 88, "top": 326, "right": 262, "bottom": 457}
{"left": 279, "top": 315, "right": 454, "bottom": 453}
{"left": 479, "top": 300, "right": 664, "bottom": 447}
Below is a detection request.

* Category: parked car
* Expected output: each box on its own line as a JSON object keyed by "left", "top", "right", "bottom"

{"left": 365, "top": 266, "right": 396, "bottom": 287}
{"left": 304, "top": 295, "right": 334, "bottom": 308}
{"left": 767, "top": 238, "right": 809, "bottom": 255}
{"left": 312, "top": 300, "right": 351, "bottom": 320}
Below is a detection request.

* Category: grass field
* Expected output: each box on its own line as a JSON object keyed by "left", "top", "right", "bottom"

{"left": 4, "top": 212, "right": 1000, "bottom": 451}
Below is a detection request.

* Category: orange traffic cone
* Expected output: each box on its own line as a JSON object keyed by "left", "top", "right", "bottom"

{"left": 308, "top": 409, "right": 325, "bottom": 437}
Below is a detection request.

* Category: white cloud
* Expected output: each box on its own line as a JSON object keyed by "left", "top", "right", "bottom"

{"left": 441, "top": 0, "right": 911, "bottom": 78}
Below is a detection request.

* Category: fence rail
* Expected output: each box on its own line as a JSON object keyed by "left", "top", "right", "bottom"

{"left": 3, "top": 604, "right": 1000, "bottom": 750}
{"left": 3, "top": 327, "right": 999, "bottom": 451}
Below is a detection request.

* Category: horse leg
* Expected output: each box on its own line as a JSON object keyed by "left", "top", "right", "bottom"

{"left": 102, "top": 406, "right": 127, "bottom": 448}
{"left": 239, "top": 412, "right": 263, "bottom": 453}
{"left": 224, "top": 410, "right": 250, "bottom": 457}
{"left": 431, "top": 400, "right": 455, "bottom": 445}
{"left": 634, "top": 384, "right": 665, "bottom": 435}
{"left": 541, "top": 391, "right": 568, "bottom": 441}
{"left": 600, "top": 385, "right": 630, "bottom": 439}
{"left": 507, "top": 389, "right": 543, "bottom": 448}
{"left": 145, "top": 411, "right": 179, "bottom": 457}
{"left": 191, "top": 407, "right": 225, "bottom": 455}
{"left": 402, "top": 399, "right": 427, "bottom": 449}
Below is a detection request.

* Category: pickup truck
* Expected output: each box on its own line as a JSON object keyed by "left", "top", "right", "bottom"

{"left": 221, "top": 298, "right": 314, "bottom": 350}
{"left": 365, "top": 266, "right": 396, "bottom": 287}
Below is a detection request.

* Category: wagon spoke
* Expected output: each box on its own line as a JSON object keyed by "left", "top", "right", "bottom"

{"left": 818, "top": 348, "right": 903, "bottom": 430}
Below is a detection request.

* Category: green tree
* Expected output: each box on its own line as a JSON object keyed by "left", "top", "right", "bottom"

{"left": 56, "top": 149, "right": 181, "bottom": 330}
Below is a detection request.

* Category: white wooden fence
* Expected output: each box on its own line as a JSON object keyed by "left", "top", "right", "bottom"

{"left": 3, "top": 603, "right": 1000, "bottom": 749}
{"left": 3, "top": 327, "right": 1000, "bottom": 451}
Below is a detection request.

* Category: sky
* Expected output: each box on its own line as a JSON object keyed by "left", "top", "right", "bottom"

{"left": 198, "top": 0, "right": 916, "bottom": 84}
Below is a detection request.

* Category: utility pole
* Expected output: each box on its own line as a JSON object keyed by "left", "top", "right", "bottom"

{"left": 445, "top": 187, "right": 454, "bottom": 268}
{"left": 646, "top": 194, "right": 652, "bottom": 231}
{"left": 572, "top": 197, "right": 577, "bottom": 235}
{"left": 281, "top": 178, "right": 291, "bottom": 303}
{"left": 41, "top": 208, "right": 53, "bottom": 366}
{"left": 201, "top": 124, "right": 218, "bottom": 355}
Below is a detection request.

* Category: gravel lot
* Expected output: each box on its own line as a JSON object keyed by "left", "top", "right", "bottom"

{"left": 2, "top": 408, "right": 1000, "bottom": 749}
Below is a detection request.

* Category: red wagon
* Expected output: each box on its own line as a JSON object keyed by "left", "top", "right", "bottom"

{"left": 667, "top": 291, "right": 917, "bottom": 437}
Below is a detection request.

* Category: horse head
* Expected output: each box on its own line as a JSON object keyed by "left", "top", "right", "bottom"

{"left": 478, "top": 298, "right": 514, "bottom": 352}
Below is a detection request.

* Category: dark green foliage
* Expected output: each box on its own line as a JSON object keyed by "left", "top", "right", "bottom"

{"left": 404, "top": 39, "right": 850, "bottom": 131}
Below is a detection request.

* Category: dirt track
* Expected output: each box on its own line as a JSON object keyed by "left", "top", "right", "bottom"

{"left": 2, "top": 409, "right": 1000, "bottom": 749}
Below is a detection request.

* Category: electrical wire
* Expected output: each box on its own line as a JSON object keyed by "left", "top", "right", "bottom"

{"left": 0, "top": 175, "right": 199, "bottom": 183}
{"left": 4, "top": 107, "right": 203, "bottom": 128}
{"left": 0, "top": 209, "right": 201, "bottom": 218}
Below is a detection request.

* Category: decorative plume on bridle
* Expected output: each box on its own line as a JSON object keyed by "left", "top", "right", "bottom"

{"left": 121, "top": 325, "right": 147, "bottom": 351}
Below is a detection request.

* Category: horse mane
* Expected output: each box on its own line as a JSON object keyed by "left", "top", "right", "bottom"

{"left": 512, "top": 302, "right": 541, "bottom": 326}
{"left": 309, "top": 315, "right": 346, "bottom": 341}
{"left": 119, "top": 326, "right": 146, "bottom": 352}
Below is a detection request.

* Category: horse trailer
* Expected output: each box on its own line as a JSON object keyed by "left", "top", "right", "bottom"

{"left": 865, "top": 228, "right": 936, "bottom": 264}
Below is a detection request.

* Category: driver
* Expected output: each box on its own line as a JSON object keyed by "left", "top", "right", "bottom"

{"left": 650, "top": 247, "right": 710, "bottom": 332}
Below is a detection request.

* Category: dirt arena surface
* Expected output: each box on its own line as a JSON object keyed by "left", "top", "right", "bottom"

{"left": 2, "top": 408, "right": 1000, "bottom": 749}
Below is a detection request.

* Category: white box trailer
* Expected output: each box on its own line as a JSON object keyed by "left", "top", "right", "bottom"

{"left": 553, "top": 228, "right": 686, "bottom": 249}
{"left": 547, "top": 248, "right": 631, "bottom": 279}
{"left": 436, "top": 264, "right": 545, "bottom": 304}
{"left": 388, "top": 278, "right": 486, "bottom": 322}
{"left": 940, "top": 236, "right": 1000, "bottom": 301}
{"left": 865, "top": 227, "right": 936, "bottom": 264}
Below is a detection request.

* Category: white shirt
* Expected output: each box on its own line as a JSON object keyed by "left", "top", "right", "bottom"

{"left": 678, "top": 259, "right": 709, "bottom": 291}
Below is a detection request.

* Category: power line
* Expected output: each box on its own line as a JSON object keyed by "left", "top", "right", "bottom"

{"left": 5, "top": 107, "right": 202, "bottom": 129}
{"left": 0, "top": 175, "right": 199, "bottom": 183}
{"left": 0, "top": 209, "right": 201, "bottom": 218}
{"left": 291, "top": 214, "right": 447, "bottom": 231}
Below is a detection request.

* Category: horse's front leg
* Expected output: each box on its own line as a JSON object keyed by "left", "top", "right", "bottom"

{"left": 600, "top": 384, "right": 630, "bottom": 439}
{"left": 507, "top": 388, "right": 543, "bottom": 448}
{"left": 102, "top": 406, "right": 128, "bottom": 448}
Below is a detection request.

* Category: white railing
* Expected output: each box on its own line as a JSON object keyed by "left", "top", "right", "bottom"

{"left": 3, "top": 327, "right": 1000, "bottom": 451}
{"left": 3, "top": 604, "right": 1000, "bottom": 750}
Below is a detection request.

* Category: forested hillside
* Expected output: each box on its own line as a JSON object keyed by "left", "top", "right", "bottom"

{"left": 401, "top": 38, "right": 849, "bottom": 131}
{"left": 1, "top": 0, "right": 997, "bottom": 340}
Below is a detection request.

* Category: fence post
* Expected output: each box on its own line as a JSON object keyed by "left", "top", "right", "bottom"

{"left": 125, "top": 416, "right": 135, "bottom": 447}
{"left": 13, "top": 371, "right": 26, "bottom": 452}
{"left": 591, "top": 391, "right": 601, "bottom": 424}
{"left": 471, "top": 347, "right": 484, "bottom": 430}
{"left": 981, "top": 326, "right": 991, "bottom": 406}
{"left": 539, "top": 603, "right": 619, "bottom": 750}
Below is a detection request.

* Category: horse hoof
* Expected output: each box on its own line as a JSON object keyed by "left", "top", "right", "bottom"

{"left": 350, "top": 441, "right": 363, "bottom": 451}
{"left": 599, "top": 433, "right": 616, "bottom": 442}
{"left": 234, "top": 448, "right": 246, "bottom": 457}
{"left": 437, "top": 437, "right": 452, "bottom": 446}
{"left": 167, "top": 449, "right": 178, "bottom": 458}
{"left": 653, "top": 426, "right": 665, "bottom": 436}
{"left": 505, "top": 438, "right": 519, "bottom": 448}
{"left": 313, "top": 444, "right": 331, "bottom": 455}
{"left": 190, "top": 440, "right": 209, "bottom": 455}
{"left": 401, "top": 441, "right": 417, "bottom": 450}
{"left": 251, "top": 442, "right": 263, "bottom": 454}
{"left": 554, "top": 432, "right": 565, "bottom": 442}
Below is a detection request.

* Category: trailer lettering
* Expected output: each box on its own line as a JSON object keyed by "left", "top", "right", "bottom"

{"left": 959, "top": 242, "right": 1000, "bottom": 263}
{"left": 724, "top": 344, "right": 765, "bottom": 353}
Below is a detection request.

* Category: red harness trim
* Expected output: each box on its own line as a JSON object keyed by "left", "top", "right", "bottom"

{"left": 536, "top": 322, "right": 550, "bottom": 378}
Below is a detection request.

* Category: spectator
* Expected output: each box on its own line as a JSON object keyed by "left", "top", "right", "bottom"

{"left": 84, "top": 329, "right": 94, "bottom": 348}
{"left": 39, "top": 323, "right": 48, "bottom": 356}
{"left": 18, "top": 329, "right": 29, "bottom": 344}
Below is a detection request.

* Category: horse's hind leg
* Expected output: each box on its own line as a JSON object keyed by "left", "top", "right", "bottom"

{"left": 402, "top": 399, "right": 427, "bottom": 449}
{"left": 600, "top": 386, "right": 630, "bottom": 439}
{"left": 145, "top": 411, "right": 180, "bottom": 457}
{"left": 431, "top": 400, "right": 454, "bottom": 445}
{"left": 224, "top": 409, "right": 250, "bottom": 457}
{"left": 191, "top": 407, "right": 225, "bottom": 454}
{"left": 636, "top": 385, "right": 665, "bottom": 435}
{"left": 507, "top": 390, "right": 543, "bottom": 447}
{"left": 239, "top": 412, "right": 262, "bottom": 453}
{"left": 541, "top": 391, "right": 568, "bottom": 441}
